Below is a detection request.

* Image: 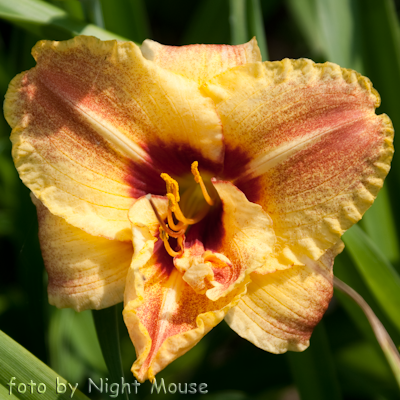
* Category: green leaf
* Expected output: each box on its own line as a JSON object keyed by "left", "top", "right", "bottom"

{"left": 229, "top": 0, "right": 248, "bottom": 45}
{"left": 48, "top": 309, "right": 84, "bottom": 384}
{"left": 363, "top": 186, "right": 400, "bottom": 265}
{"left": 92, "top": 304, "right": 129, "bottom": 400}
{"left": 334, "top": 253, "right": 389, "bottom": 344}
{"left": 247, "top": 0, "right": 268, "bottom": 61}
{"left": 346, "top": 0, "right": 400, "bottom": 265}
{"left": 287, "top": 0, "right": 400, "bottom": 268}
{"left": 52, "top": 0, "right": 85, "bottom": 21}
{"left": 286, "top": 321, "right": 342, "bottom": 400}
{"left": 343, "top": 225, "right": 400, "bottom": 335}
{"left": 333, "top": 275, "right": 400, "bottom": 389}
{"left": 315, "top": 0, "right": 356, "bottom": 69}
{"left": 335, "top": 342, "right": 399, "bottom": 398}
{"left": 0, "top": 330, "right": 90, "bottom": 400}
{"left": 0, "top": 0, "right": 129, "bottom": 41}
{"left": 287, "top": 0, "right": 362, "bottom": 69}
{"left": 80, "top": 0, "right": 104, "bottom": 28}
{"left": 353, "top": 0, "right": 400, "bottom": 186}
{"left": 339, "top": 0, "right": 400, "bottom": 263}
{"left": 100, "top": 0, "right": 150, "bottom": 42}
{"left": 48, "top": 309, "right": 107, "bottom": 384}
{"left": 0, "top": 383, "right": 20, "bottom": 400}
{"left": 337, "top": 342, "right": 394, "bottom": 384}
{"left": 334, "top": 249, "right": 400, "bottom": 385}
{"left": 285, "top": 0, "right": 325, "bottom": 57}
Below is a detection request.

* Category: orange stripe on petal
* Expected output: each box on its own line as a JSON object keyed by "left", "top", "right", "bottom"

{"left": 7, "top": 70, "right": 136, "bottom": 241}
{"left": 203, "top": 59, "right": 394, "bottom": 268}
{"left": 5, "top": 36, "right": 223, "bottom": 240}
{"left": 124, "top": 195, "right": 246, "bottom": 382}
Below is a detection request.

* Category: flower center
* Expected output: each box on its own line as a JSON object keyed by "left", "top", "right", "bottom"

{"left": 148, "top": 162, "right": 216, "bottom": 258}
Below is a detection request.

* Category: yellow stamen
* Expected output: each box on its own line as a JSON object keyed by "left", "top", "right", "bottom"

{"left": 191, "top": 161, "right": 214, "bottom": 206}
{"left": 159, "top": 227, "right": 182, "bottom": 257}
{"left": 167, "top": 208, "right": 186, "bottom": 232}
{"left": 160, "top": 173, "right": 180, "bottom": 202}
{"left": 149, "top": 167, "right": 216, "bottom": 259}
{"left": 147, "top": 195, "right": 185, "bottom": 238}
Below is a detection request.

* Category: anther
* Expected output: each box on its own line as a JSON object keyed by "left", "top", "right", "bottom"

{"left": 161, "top": 173, "right": 180, "bottom": 202}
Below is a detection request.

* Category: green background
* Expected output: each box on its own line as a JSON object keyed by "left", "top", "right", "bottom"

{"left": 1, "top": 1, "right": 400, "bottom": 399}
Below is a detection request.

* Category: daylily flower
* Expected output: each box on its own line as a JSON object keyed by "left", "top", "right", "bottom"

{"left": 4, "top": 36, "right": 393, "bottom": 382}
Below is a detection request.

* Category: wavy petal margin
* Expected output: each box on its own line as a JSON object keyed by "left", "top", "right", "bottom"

{"left": 203, "top": 59, "right": 394, "bottom": 268}
{"left": 5, "top": 36, "right": 223, "bottom": 241}
{"left": 225, "top": 241, "right": 344, "bottom": 353}
{"left": 176, "top": 180, "right": 276, "bottom": 301}
{"left": 31, "top": 194, "right": 132, "bottom": 311}
{"left": 141, "top": 37, "right": 261, "bottom": 84}
{"left": 123, "top": 195, "right": 248, "bottom": 382}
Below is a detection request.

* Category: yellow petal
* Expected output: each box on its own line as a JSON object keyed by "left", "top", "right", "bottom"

{"left": 5, "top": 36, "right": 223, "bottom": 241}
{"left": 225, "top": 241, "right": 344, "bottom": 353}
{"left": 176, "top": 180, "right": 276, "bottom": 300}
{"left": 31, "top": 193, "right": 132, "bottom": 311}
{"left": 141, "top": 37, "right": 261, "bottom": 84}
{"left": 203, "top": 59, "right": 394, "bottom": 268}
{"left": 124, "top": 195, "right": 247, "bottom": 382}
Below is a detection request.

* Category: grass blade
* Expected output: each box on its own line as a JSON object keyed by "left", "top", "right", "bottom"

{"left": 127, "top": 0, "right": 150, "bottom": 42}
{"left": 229, "top": 0, "right": 248, "bottom": 45}
{"left": 334, "top": 276, "right": 400, "bottom": 389}
{"left": 100, "top": 0, "right": 150, "bottom": 42}
{"left": 0, "top": 330, "right": 90, "bottom": 400}
{"left": 354, "top": 0, "right": 400, "bottom": 186}
{"left": 285, "top": 0, "right": 325, "bottom": 57}
{"left": 247, "top": 0, "right": 268, "bottom": 60}
{"left": 80, "top": 0, "right": 104, "bottom": 28}
{"left": 343, "top": 225, "right": 400, "bottom": 335}
{"left": 362, "top": 186, "right": 400, "bottom": 265}
{"left": 92, "top": 304, "right": 129, "bottom": 400}
{"left": 287, "top": 0, "right": 400, "bottom": 269}
{"left": 0, "top": 0, "right": 128, "bottom": 41}
{"left": 48, "top": 309, "right": 107, "bottom": 384}
{"left": 54, "top": 0, "right": 85, "bottom": 21}
{"left": 315, "top": 0, "right": 355, "bottom": 68}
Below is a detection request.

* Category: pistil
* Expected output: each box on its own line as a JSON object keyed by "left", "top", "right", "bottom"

{"left": 167, "top": 209, "right": 185, "bottom": 231}
{"left": 166, "top": 193, "right": 209, "bottom": 226}
{"left": 151, "top": 162, "right": 216, "bottom": 258}
{"left": 147, "top": 195, "right": 186, "bottom": 238}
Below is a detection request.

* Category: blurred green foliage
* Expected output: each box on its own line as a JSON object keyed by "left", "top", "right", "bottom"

{"left": 1, "top": 0, "right": 400, "bottom": 399}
